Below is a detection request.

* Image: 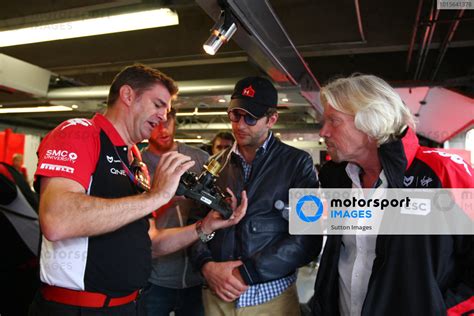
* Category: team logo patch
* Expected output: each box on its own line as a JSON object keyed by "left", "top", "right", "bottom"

{"left": 44, "top": 149, "right": 78, "bottom": 163}
{"left": 106, "top": 155, "right": 121, "bottom": 163}
{"left": 61, "top": 118, "right": 92, "bottom": 130}
{"left": 40, "top": 163, "right": 74, "bottom": 174}
{"left": 404, "top": 176, "right": 414, "bottom": 187}
{"left": 420, "top": 176, "right": 433, "bottom": 187}
{"left": 242, "top": 85, "right": 255, "bottom": 97}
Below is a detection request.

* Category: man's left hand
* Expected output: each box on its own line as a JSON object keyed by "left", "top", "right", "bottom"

{"left": 201, "top": 189, "right": 247, "bottom": 232}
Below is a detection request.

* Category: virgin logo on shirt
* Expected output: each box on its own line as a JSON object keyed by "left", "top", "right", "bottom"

{"left": 420, "top": 176, "right": 433, "bottom": 187}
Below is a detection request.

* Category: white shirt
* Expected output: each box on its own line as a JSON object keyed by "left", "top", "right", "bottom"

{"left": 338, "top": 163, "right": 387, "bottom": 316}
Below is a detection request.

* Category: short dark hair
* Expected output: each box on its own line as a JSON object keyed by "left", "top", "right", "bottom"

{"left": 265, "top": 107, "right": 278, "bottom": 117}
{"left": 211, "top": 131, "right": 235, "bottom": 146}
{"left": 107, "top": 64, "right": 178, "bottom": 106}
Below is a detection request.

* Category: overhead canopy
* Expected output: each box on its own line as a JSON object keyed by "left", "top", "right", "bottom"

{"left": 396, "top": 87, "right": 473, "bottom": 143}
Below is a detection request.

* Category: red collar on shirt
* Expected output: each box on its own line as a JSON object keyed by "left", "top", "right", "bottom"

{"left": 92, "top": 114, "right": 127, "bottom": 147}
{"left": 401, "top": 127, "right": 419, "bottom": 170}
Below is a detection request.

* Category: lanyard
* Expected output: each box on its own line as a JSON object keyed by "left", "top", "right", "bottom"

{"left": 112, "top": 146, "right": 151, "bottom": 193}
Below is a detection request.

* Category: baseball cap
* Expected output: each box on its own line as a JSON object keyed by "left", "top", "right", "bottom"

{"left": 228, "top": 76, "right": 278, "bottom": 118}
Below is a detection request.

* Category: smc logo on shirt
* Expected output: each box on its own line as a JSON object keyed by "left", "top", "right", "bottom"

{"left": 44, "top": 149, "right": 78, "bottom": 163}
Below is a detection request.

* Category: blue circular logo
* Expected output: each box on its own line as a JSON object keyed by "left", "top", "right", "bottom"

{"left": 296, "top": 195, "right": 323, "bottom": 222}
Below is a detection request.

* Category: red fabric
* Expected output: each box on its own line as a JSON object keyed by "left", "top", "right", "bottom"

{"left": 442, "top": 148, "right": 472, "bottom": 165}
{"left": 92, "top": 114, "right": 126, "bottom": 146}
{"left": 415, "top": 148, "right": 474, "bottom": 189}
{"left": 35, "top": 114, "right": 126, "bottom": 191}
{"left": 35, "top": 118, "right": 100, "bottom": 190}
{"left": 400, "top": 127, "right": 474, "bottom": 188}
{"left": 447, "top": 296, "right": 474, "bottom": 316}
{"left": 0, "top": 131, "right": 4, "bottom": 162}
{"left": 41, "top": 285, "right": 138, "bottom": 308}
{"left": 0, "top": 128, "right": 25, "bottom": 164}
{"left": 401, "top": 128, "right": 419, "bottom": 170}
{"left": 414, "top": 145, "right": 474, "bottom": 221}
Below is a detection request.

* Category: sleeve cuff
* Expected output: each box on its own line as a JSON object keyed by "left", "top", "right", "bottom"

{"left": 196, "top": 255, "right": 214, "bottom": 272}
{"left": 239, "top": 259, "right": 261, "bottom": 285}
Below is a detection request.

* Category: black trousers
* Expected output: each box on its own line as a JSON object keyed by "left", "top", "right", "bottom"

{"left": 28, "top": 289, "right": 148, "bottom": 316}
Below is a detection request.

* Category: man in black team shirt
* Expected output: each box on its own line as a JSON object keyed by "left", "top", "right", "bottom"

{"left": 311, "top": 74, "right": 473, "bottom": 316}
{"left": 30, "top": 64, "right": 247, "bottom": 316}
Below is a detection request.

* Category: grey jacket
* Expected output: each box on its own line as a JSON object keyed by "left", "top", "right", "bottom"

{"left": 142, "top": 142, "right": 209, "bottom": 289}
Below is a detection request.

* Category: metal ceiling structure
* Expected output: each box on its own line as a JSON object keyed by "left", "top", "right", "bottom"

{"left": 0, "top": 0, "right": 472, "bottom": 143}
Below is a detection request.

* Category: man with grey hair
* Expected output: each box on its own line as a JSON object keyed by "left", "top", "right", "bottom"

{"left": 311, "top": 74, "right": 473, "bottom": 315}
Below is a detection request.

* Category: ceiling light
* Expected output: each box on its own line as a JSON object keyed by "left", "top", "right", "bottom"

{"left": 218, "top": 98, "right": 226, "bottom": 103}
{"left": 203, "top": 9, "right": 237, "bottom": 55}
{"left": 298, "top": 137, "right": 304, "bottom": 141}
{"left": 276, "top": 132, "right": 281, "bottom": 136}
{"left": 319, "top": 137, "right": 325, "bottom": 143}
{"left": 197, "top": 135, "right": 202, "bottom": 139}
{"left": 0, "top": 9, "right": 179, "bottom": 47}
{"left": 0, "top": 105, "right": 73, "bottom": 114}
{"left": 293, "top": 138, "right": 298, "bottom": 142}
{"left": 71, "top": 104, "right": 78, "bottom": 109}
{"left": 281, "top": 98, "right": 289, "bottom": 102}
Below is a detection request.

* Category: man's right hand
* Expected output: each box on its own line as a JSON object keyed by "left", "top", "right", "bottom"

{"left": 202, "top": 261, "right": 248, "bottom": 302}
{"left": 150, "top": 151, "right": 194, "bottom": 204}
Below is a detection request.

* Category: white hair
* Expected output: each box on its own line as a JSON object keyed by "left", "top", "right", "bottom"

{"left": 320, "top": 74, "right": 415, "bottom": 145}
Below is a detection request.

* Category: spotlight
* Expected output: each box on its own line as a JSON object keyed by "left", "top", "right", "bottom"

{"left": 203, "top": 9, "right": 237, "bottom": 55}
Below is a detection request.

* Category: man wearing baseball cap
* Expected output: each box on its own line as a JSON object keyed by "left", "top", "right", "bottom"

{"left": 191, "top": 76, "right": 322, "bottom": 315}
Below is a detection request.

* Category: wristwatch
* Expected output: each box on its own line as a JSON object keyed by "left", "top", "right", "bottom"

{"left": 196, "top": 220, "right": 215, "bottom": 243}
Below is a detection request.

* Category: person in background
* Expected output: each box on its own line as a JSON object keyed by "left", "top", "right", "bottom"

{"left": 311, "top": 74, "right": 473, "bottom": 316}
{"left": 12, "top": 153, "right": 28, "bottom": 182}
{"left": 142, "top": 107, "right": 209, "bottom": 316}
{"left": 192, "top": 76, "right": 322, "bottom": 315}
{"left": 211, "top": 131, "right": 235, "bottom": 156}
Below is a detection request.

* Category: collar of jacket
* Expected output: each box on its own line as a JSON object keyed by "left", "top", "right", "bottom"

{"left": 378, "top": 127, "right": 419, "bottom": 188}
{"left": 229, "top": 132, "right": 276, "bottom": 163}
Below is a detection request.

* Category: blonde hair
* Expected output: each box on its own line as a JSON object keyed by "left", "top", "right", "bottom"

{"left": 321, "top": 74, "right": 415, "bottom": 145}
